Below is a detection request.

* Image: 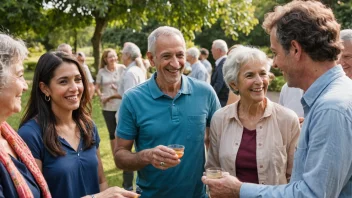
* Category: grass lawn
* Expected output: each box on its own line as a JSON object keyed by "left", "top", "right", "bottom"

{"left": 7, "top": 67, "right": 125, "bottom": 188}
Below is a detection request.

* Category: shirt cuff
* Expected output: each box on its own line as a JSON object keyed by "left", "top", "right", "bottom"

{"left": 240, "top": 183, "right": 262, "bottom": 198}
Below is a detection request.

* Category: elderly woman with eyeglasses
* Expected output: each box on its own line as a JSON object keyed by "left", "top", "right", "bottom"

{"left": 0, "top": 34, "right": 51, "bottom": 198}
{"left": 206, "top": 45, "right": 300, "bottom": 186}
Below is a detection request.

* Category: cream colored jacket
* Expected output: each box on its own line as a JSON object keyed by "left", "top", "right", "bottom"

{"left": 206, "top": 98, "right": 300, "bottom": 185}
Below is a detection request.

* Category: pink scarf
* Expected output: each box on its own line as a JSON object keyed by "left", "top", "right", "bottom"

{"left": 0, "top": 122, "right": 51, "bottom": 198}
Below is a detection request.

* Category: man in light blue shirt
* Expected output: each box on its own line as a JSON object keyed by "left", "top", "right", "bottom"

{"left": 202, "top": 1, "right": 352, "bottom": 197}
{"left": 114, "top": 26, "right": 220, "bottom": 198}
{"left": 187, "top": 47, "right": 209, "bottom": 82}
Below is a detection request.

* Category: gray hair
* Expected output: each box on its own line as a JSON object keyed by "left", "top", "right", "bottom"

{"left": 186, "top": 47, "right": 200, "bottom": 59}
{"left": 122, "top": 42, "right": 141, "bottom": 60}
{"left": 213, "top": 39, "right": 228, "bottom": 53}
{"left": 223, "top": 45, "right": 269, "bottom": 94}
{"left": 0, "top": 33, "right": 28, "bottom": 89}
{"left": 148, "top": 26, "right": 185, "bottom": 55}
{"left": 57, "top": 43, "right": 72, "bottom": 54}
{"left": 341, "top": 29, "right": 352, "bottom": 42}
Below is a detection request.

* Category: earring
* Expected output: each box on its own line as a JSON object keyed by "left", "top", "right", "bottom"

{"left": 233, "top": 90, "right": 239, "bottom": 95}
{"left": 45, "top": 95, "right": 51, "bottom": 102}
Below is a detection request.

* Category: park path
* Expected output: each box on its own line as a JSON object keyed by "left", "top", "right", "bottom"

{"left": 267, "top": 91, "right": 280, "bottom": 103}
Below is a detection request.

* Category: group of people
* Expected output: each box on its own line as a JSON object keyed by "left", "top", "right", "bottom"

{"left": 1, "top": 0, "right": 352, "bottom": 198}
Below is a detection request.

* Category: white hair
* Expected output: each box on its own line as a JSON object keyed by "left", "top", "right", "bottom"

{"left": 0, "top": 33, "right": 28, "bottom": 89}
{"left": 186, "top": 47, "right": 200, "bottom": 59}
{"left": 122, "top": 42, "right": 141, "bottom": 60}
{"left": 213, "top": 39, "right": 228, "bottom": 53}
{"left": 57, "top": 43, "right": 72, "bottom": 54}
{"left": 148, "top": 26, "right": 185, "bottom": 55}
{"left": 341, "top": 29, "right": 352, "bottom": 42}
{"left": 223, "top": 45, "right": 269, "bottom": 94}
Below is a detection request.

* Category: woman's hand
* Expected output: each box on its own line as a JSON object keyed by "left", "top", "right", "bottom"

{"left": 88, "top": 187, "right": 140, "bottom": 198}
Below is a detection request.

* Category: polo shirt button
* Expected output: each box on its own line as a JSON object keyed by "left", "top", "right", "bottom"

{"left": 261, "top": 182, "right": 265, "bottom": 184}
{"left": 259, "top": 143, "right": 262, "bottom": 146}
{"left": 260, "top": 165, "right": 263, "bottom": 168}
{"left": 259, "top": 126, "right": 262, "bottom": 129}
{"left": 78, "top": 153, "right": 80, "bottom": 156}
{"left": 235, "top": 143, "right": 239, "bottom": 146}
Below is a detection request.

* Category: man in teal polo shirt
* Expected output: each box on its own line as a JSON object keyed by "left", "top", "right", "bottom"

{"left": 114, "top": 26, "right": 221, "bottom": 198}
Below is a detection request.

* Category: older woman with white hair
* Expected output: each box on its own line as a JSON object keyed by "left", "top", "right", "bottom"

{"left": 338, "top": 29, "right": 352, "bottom": 79}
{"left": 206, "top": 45, "right": 300, "bottom": 185}
{"left": 0, "top": 33, "right": 51, "bottom": 197}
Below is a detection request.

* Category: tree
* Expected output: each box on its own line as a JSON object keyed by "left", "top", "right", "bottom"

{"left": 0, "top": 0, "right": 43, "bottom": 35}
{"left": 44, "top": 0, "right": 258, "bottom": 71}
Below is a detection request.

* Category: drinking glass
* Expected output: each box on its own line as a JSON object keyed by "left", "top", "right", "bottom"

{"left": 167, "top": 144, "right": 185, "bottom": 159}
{"left": 206, "top": 167, "right": 223, "bottom": 198}
{"left": 206, "top": 167, "right": 223, "bottom": 179}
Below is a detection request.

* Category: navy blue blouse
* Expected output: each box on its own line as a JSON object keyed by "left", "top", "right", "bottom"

{"left": 0, "top": 155, "right": 41, "bottom": 198}
{"left": 18, "top": 119, "right": 101, "bottom": 198}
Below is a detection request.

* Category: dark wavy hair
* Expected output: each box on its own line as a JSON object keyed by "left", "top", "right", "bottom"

{"left": 263, "top": 0, "right": 342, "bottom": 62}
{"left": 20, "top": 52, "right": 94, "bottom": 157}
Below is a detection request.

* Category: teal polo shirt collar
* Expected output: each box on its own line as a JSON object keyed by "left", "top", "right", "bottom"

{"left": 148, "top": 73, "right": 192, "bottom": 99}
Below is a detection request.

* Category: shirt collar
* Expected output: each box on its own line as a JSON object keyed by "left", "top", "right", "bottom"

{"left": 215, "top": 55, "right": 227, "bottom": 66}
{"left": 148, "top": 73, "right": 192, "bottom": 99}
{"left": 302, "top": 65, "right": 344, "bottom": 108}
{"left": 229, "top": 97, "right": 274, "bottom": 122}
{"left": 191, "top": 61, "right": 201, "bottom": 68}
{"left": 126, "top": 61, "right": 136, "bottom": 69}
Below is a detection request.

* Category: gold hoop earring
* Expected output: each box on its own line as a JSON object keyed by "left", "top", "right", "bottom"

{"left": 45, "top": 95, "right": 51, "bottom": 102}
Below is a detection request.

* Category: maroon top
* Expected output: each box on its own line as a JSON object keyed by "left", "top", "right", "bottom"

{"left": 235, "top": 127, "right": 259, "bottom": 183}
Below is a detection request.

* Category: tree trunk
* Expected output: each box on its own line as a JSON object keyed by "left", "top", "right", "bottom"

{"left": 91, "top": 17, "right": 108, "bottom": 71}
{"left": 74, "top": 28, "right": 78, "bottom": 54}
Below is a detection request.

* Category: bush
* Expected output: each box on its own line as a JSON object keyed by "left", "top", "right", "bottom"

{"left": 24, "top": 61, "right": 37, "bottom": 71}
{"left": 268, "top": 75, "right": 285, "bottom": 92}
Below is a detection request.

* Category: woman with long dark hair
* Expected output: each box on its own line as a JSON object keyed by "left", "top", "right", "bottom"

{"left": 18, "top": 52, "right": 138, "bottom": 198}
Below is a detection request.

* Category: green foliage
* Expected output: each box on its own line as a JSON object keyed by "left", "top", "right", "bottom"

{"left": 0, "top": 0, "right": 43, "bottom": 36}
{"left": 268, "top": 75, "right": 285, "bottom": 92}
{"left": 24, "top": 61, "right": 38, "bottom": 71}
{"left": 334, "top": 1, "right": 352, "bottom": 29}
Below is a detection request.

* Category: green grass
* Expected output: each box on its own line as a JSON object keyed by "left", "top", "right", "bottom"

{"left": 7, "top": 71, "right": 125, "bottom": 188}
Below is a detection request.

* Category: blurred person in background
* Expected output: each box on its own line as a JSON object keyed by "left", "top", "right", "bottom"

{"left": 18, "top": 52, "right": 138, "bottom": 198}
{"left": 186, "top": 47, "right": 209, "bottom": 82}
{"left": 0, "top": 33, "right": 51, "bottom": 198}
{"left": 338, "top": 29, "right": 352, "bottom": 79}
{"left": 95, "top": 48, "right": 125, "bottom": 154}
{"left": 199, "top": 48, "right": 212, "bottom": 76}
{"left": 77, "top": 52, "right": 95, "bottom": 99}
{"left": 57, "top": 43, "right": 72, "bottom": 55}
{"left": 211, "top": 39, "right": 229, "bottom": 107}
{"left": 118, "top": 42, "right": 146, "bottom": 98}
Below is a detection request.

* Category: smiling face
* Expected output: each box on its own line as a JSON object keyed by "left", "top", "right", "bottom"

{"left": 0, "top": 62, "right": 28, "bottom": 119}
{"left": 338, "top": 41, "right": 352, "bottom": 79}
{"left": 105, "top": 51, "right": 118, "bottom": 67}
{"left": 270, "top": 28, "right": 301, "bottom": 87}
{"left": 148, "top": 34, "right": 186, "bottom": 88}
{"left": 231, "top": 61, "right": 269, "bottom": 104}
{"left": 40, "top": 62, "right": 84, "bottom": 115}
